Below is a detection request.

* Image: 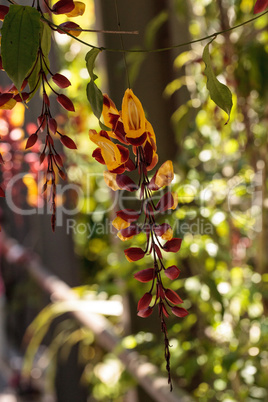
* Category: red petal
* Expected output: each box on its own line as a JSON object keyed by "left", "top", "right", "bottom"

{"left": 126, "top": 132, "right": 147, "bottom": 146}
{"left": 171, "top": 306, "right": 189, "bottom": 318}
{"left": 125, "top": 158, "right": 136, "bottom": 172}
{"left": 52, "top": 73, "right": 71, "bottom": 88}
{"left": 52, "top": 0, "right": 74, "bottom": 14}
{"left": 120, "top": 224, "right": 141, "bottom": 238}
{"left": 60, "top": 135, "right": 77, "bottom": 149}
{"left": 164, "top": 265, "right": 181, "bottom": 280}
{"left": 116, "top": 174, "right": 138, "bottom": 192}
{"left": 57, "top": 21, "right": 80, "bottom": 33}
{"left": 0, "top": 93, "right": 13, "bottom": 107}
{"left": 143, "top": 141, "right": 153, "bottom": 166}
{"left": 57, "top": 94, "right": 75, "bottom": 112}
{"left": 137, "top": 293, "right": 152, "bottom": 311}
{"left": 13, "top": 92, "right": 29, "bottom": 102}
{"left": 165, "top": 288, "right": 183, "bottom": 305}
{"left": 134, "top": 268, "right": 155, "bottom": 283}
{"left": 25, "top": 133, "right": 38, "bottom": 149}
{"left": 156, "top": 192, "right": 174, "bottom": 212}
{"left": 117, "top": 144, "right": 129, "bottom": 163}
{"left": 124, "top": 247, "right": 145, "bottom": 262}
{"left": 137, "top": 307, "right": 153, "bottom": 318}
{"left": 92, "top": 148, "right": 105, "bottom": 164}
{"left": 148, "top": 174, "right": 159, "bottom": 191}
{"left": 110, "top": 165, "right": 126, "bottom": 174}
{"left": 254, "top": 0, "right": 268, "bottom": 13}
{"left": 163, "top": 238, "right": 182, "bottom": 253}
{"left": 153, "top": 223, "right": 172, "bottom": 237}
{"left": 0, "top": 5, "right": 9, "bottom": 19}
{"left": 0, "top": 186, "right": 5, "bottom": 198}
{"left": 116, "top": 209, "right": 140, "bottom": 222}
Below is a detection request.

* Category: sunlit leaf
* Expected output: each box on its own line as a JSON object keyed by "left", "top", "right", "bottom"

{"left": 203, "top": 41, "right": 233, "bottom": 124}
{"left": 1, "top": 5, "right": 41, "bottom": 92}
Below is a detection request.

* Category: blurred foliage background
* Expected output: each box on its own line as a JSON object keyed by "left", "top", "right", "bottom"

{"left": 2, "top": 0, "right": 268, "bottom": 401}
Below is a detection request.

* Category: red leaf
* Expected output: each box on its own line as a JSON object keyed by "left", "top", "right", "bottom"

{"left": 171, "top": 306, "right": 189, "bottom": 318}
{"left": 165, "top": 288, "right": 183, "bottom": 305}
{"left": 116, "top": 209, "right": 140, "bottom": 222}
{"left": 163, "top": 238, "right": 182, "bottom": 253}
{"left": 0, "top": 5, "right": 9, "bottom": 20}
{"left": 57, "top": 94, "right": 75, "bottom": 112}
{"left": 25, "top": 133, "right": 38, "bottom": 149}
{"left": 137, "top": 293, "right": 152, "bottom": 311}
{"left": 52, "top": 0, "right": 74, "bottom": 14}
{"left": 52, "top": 73, "right": 71, "bottom": 89}
{"left": 164, "top": 265, "right": 181, "bottom": 280}
{"left": 124, "top": 247, "right": 145, "bottom": 262}
{"left": 254, "top": 0, "right": 268, "bottom": 14}
{"left": 48, "top": 118, "right": 57, "bottom": 134}
{"left": 60, "top": 135, "right": 77, "bottom": 149}
{"left": 0, "top": 186, "right": 5, "bottom": 198}
{"left": 137, "top": 307, "right": 153, "bottom": 318}
{"left": 156, "top": 192, "right": 174, "bottom": 212}
{"left": 116, "top": 174, "right": 138, "bottom": 192}
{"left": 134, "top": 268, "right": 155, "bottom": 283}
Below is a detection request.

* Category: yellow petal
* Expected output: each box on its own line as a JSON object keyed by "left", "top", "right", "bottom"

{"left": 155, "top": 160, "right": 174, "bottom": 188}
{"left": 171, "top": 191, "right": 178, "bottom": 210}
{"left": 161, "top": 228, "right": 173, "bottom": 241}
{"left": 112, "top": 216, "right": 130, "bottom": 230}
{"left": 103, "top": 171, "right": 120, "bottom": 191}
{"left": 122, "top": 89, "right": 145, "bottom": 139}
{"left": 89, "top": 130, "right": 122, "bottom": 170}
{"left": 66, "top": 1, "right": 85, "bottom": 17}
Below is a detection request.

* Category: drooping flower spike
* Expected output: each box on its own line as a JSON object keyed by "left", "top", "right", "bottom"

{"left": 89, "top": 88, "right": 188, "bottom": 390}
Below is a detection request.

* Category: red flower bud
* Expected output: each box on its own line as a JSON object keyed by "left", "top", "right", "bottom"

{"left": 58, "top": 170, "right": 66, "bottom": 180}
{"left": 164, "top": 265, "right": 181, "bottom": 280}
{"left": 52, "top": 0, "right": 74, "bottom": 15}
{"left": 153, "top": 223, "right": 172, "bottom": 237}
{"left": 159, "top": 303, "right": 169, "bottom": 318}
{"left": 124, "top": 247, "right": 145, "bottom": 262}
{"left": 92, "top": 148, "right": 105, "bottom": 164}
{"left": 171, "top": 306, "right": 189, "bottom": 318}
{"left": 0, "top": 186, "right": 5, "bottom": 198}
{"left": 154, "top": 244, "right": 162, "bottom": 259}
{"left": 156, "top": 283, "right": 165, "bottom": 300}
{"left": 43, "top": 93, "right": 50, "bottom": 106}
{"left": 40, "top": 153, "right": 46, "bottom": 165}
{"left": 163, "top": 238, "right": 182, "bottom": 253}
{"left": 37, "top": 115, "right": 46, "bottom": 132}
{"left": 137, "top": 292, "right": 152, "bottom": 311}
{"left": 0, "top": 5, "right": 9, "bottom": 20}
{"left": 165, "top": 288, "right": 183, "bottom": 305}
{"left": 116, "top": 174, "right": 138, "bottom": 192}
{"left": 57, "top": 94, "right": 75, "bottom": 112}
{"left": 137, "top": 307, "right": 153, "bottom": 318}
{"left": 52, "top": 73, "right": 71, "bottom": 89}
{"left": 134, "top": 268, "right": 155, "bottom": 283}
{"left": 48, "top": 118, "right": 57, "bottom": 134}
{"left": 57, "top": 21, "right": 81, "bottom": 37}
{"left": 0, "top": 56, "right": 3, "bottom": 71}
{"left": 25, "top": 133, "right": 38, "bottom": 149}
{"left": 125, "top": 158, "right": 136, "bottom": 172}
{"left": 54, "top": 154, "right": 63, "bottom": 167}
{"left": 0, "top": 154, "right": 4, "bottom": 164}
{"left": 60, "top": 135, "right": 77, "bottom": 149}
{"left": 254, "top": 0, "right": 268, "bottom": 14}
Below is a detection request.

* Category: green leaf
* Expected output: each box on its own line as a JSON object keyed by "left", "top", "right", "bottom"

{"left": 85, "top": 48, "right": 101, "bottom": 80}
{"left": 86, "top": 81, "right": 103, "bottom": 120}
{"left": 202, "top": 42, "right": 233, "bottom": 124}
{"left": 1, "top": 5, "right": 41, "bottom": 92}
{"left": 28, "top": 18, "right": 51, "bottom": 101}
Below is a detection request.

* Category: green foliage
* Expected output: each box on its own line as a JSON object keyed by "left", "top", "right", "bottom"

{"left": 85, "top": 48, "right": 104, "bottom": 122}
{"left": 28, "top": 18, "right": 51, "bottom": 101}
{"left": 203, "top": 41, "right": 233, "bottom": 124}
{"left": 1, "top": 5, "right": 41, "bottom": 91}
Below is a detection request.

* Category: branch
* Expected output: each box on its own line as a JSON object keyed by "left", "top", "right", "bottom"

{"left": 0, "top": 231, "right": 194, "bottom": 402}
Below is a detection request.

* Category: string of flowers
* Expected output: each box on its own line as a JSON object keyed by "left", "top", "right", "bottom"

{"left": 89, "top": 89, "right": 189, "bottom": 390}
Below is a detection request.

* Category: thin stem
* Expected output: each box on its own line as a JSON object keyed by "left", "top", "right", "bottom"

{"left": 114, "top": 0, "right": 130, "bottom": 88}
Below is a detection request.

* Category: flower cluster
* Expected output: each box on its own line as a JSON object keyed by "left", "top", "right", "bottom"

{"left": 0, "top": 1, "right": 86, "bottom": 230}
{"left": 89, "top": 89, "right": 188, "bottom": 389}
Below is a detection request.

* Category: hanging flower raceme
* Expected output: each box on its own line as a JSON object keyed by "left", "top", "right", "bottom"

{"left": 89, "top": 88, "right": 188, "bottom": 390}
